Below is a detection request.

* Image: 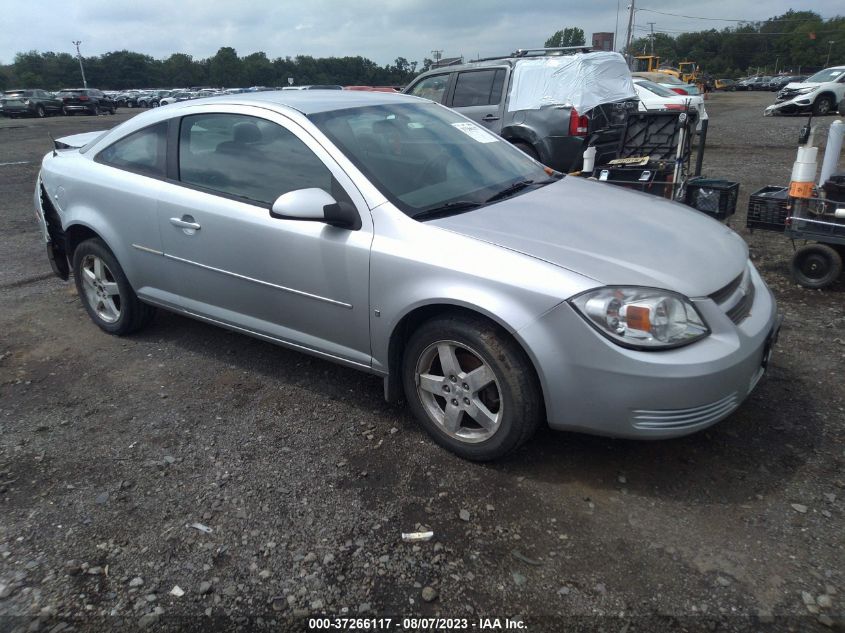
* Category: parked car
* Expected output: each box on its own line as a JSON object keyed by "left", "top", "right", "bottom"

{"left": 404, "top": 49, "right": 639, "bottom": 172}
{"left": 713, "top": 78, "right": 736, "bottom": 91}
{"left": 114, "top": 91, "right": 143, "bottom": 108}
{"left": 632, "top": 78, "right": 708, "bottom": 131}
{"left": 1, "top": 89, "right": 64, "bottom": 118}
{"left": 766, "top": 66, "right": 845, "bottom": 116}
{"left": 56, "top": 89, "right": 116, "bottom": 116}
{"left": 766, "top": 75, "right": 805, "bottom": 92}
{"left": 632, "top": 72, "right": 700, "bottom": 96}
{"left": 137, "top": 91, "right": 169, "bottom": 108}
{"left": 33, "top": 91, "right": 780, "bottom": 460}
{"left": 159, "top": 91, "right": 198, "bottom": 106}
{"left": 737, "top": 76, "right": 772, "bottom": 91}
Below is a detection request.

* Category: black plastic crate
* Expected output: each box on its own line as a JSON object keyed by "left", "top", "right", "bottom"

{"left": 685, "top": 177, "right": 740, "bottom": 220}
{"left": 747, "top": 186, "right": 789, "bottom": 232}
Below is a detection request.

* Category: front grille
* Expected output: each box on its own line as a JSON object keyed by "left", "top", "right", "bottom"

{"left": 709, "top": 266, "right": 755, "bottom": 325}
{"left": 709, "top": 272, "right": 743, "bottom": 305}
{"left": 725, "top": 280, "right": 755, "bottom": 323}
{"left": 631, "top": 393, "right": 739, "bottom": 431}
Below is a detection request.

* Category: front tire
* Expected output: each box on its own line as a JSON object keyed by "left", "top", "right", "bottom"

{"left": 791, "top": 243, "right": 842, "bottom": 289}
{"left": 813, "top": 95, "right": 834, "bottom": 116}
{"left": 72, "top": 238, "right": 156, "bottom": 335}
{"left": 35, "top": 104, "right": 46, "bottom": 118}
{"left": 401, "top": 314, "right": 543, "bottom": 461}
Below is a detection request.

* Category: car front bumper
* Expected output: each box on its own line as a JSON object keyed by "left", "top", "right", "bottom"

{"left": 517, "top": 263, "right": 780, "bottom": 439}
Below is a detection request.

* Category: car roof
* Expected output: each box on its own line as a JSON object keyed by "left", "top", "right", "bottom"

{"left": 192, "top": 89, "right": 423, "bottom": 115}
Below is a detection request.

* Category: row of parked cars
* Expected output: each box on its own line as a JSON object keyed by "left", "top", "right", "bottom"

{"left": 734, "top": 74, "right": 808, "bottom": 92}
{"left": 0, "top": 88, "right": 118, "bottom": 117}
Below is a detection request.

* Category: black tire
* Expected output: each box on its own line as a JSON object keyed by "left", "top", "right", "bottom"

{"left": 61, "top": 106, "right": 69, "bottom": 116}
{"left": 790, "top": 243, "right": 843, "bottom": 289}
{"left": 511, "top": 141, "right": 540, "bottom": 162}
{"left": 35, "top": 104, "right": 46, "bottom": 118}
{"left": 813, "top": 95, "right": 834, "bottom": 116}
{"left": 109, "top": 107, "right": 116, "bottom": 115}
{"left": 72, "top": 238, "right": 156, "bottom": 335}
{"left": 401, "top": 314, "right": 543, "bottom": 461}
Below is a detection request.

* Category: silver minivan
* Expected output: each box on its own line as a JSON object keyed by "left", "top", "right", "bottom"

{"left": 34, "top": 91, "right": 780, "bottom": 460}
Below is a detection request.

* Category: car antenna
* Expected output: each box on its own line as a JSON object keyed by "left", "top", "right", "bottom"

{"left": 46, "top": 130, "right": 58, "bottom": 157}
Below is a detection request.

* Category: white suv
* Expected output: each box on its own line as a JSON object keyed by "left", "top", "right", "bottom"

{"left": 766, "top": 66, "right": 845, "bottom": 116}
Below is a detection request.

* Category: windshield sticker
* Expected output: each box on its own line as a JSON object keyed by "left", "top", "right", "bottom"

{"left": 451, "top": 122, "right": 499, "bottom": 143}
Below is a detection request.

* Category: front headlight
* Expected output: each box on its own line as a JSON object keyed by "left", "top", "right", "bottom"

{"left": 570, "top": 287, "right": 710, "bottom": 350}
{"left": 795, "top": 87, "right": 815, "bottom": 95}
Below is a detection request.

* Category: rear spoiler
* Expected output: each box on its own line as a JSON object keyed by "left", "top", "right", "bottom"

{"left": 53, "top": 130, "right": 107, "bottom": 150}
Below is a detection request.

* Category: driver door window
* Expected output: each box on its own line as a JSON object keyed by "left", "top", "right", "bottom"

{"left": 178, "top": 113, "right": 336, "bottom": 205}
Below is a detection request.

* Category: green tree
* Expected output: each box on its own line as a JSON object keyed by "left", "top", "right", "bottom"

{"left": 545, "top": 27, "right": 586, "bottom": 48}
{"left": 208, "top": 47, "right": 243, "bottom": 87}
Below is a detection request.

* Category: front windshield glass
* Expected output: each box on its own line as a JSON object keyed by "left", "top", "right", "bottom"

{"left": 806, "top": 68, "right": 844, "bottom": 83}
{"left": 309, "top": 102, "right": 552, "bottom": 218}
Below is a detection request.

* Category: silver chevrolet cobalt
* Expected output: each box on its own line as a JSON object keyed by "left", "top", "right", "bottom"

{"left": 34, "top": 91, "right": 780, "bottom": 460}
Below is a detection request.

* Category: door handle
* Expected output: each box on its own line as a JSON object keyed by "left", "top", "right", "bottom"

{"left": 481, "top": 114, "right": 500, "bottom": 121}
{"left": 170, "top": 217, "right": 201, "bottom": 231}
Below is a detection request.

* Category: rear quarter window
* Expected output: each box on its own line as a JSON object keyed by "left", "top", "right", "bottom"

{"left": 95, "top": 122, "right": 168, "bottom": 178}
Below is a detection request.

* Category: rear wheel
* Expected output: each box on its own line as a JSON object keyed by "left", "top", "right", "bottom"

{"left": 402, "top": 314, "right": 543, "bottom": 461}
{"left": 72, "top": 238, "right": 156, "bottom": 335}
{"left": 791, "top": 243, "right": 843, "bottom": 289}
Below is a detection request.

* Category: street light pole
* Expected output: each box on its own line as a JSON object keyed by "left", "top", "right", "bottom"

{"left": 826, "top": 41, "right": 835, "bottom": 67}
{"left": 72, "top": 40, "right": 87, "bottom": 88}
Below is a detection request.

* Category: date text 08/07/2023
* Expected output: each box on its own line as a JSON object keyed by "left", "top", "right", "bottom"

{"left": 307, "top": 617, "right": 527, "bottom": 630}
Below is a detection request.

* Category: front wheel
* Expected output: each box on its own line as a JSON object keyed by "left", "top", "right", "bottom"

{"left": 72, "top": 238, "right": 156, "bottom": 335}
{"left": 813, "top": 95, "right": 834, "bottom": 116}
{"left": 35, "top": 104, "right": 46, "bottom": 118}
{"left": 402, "top": 315, "right": 543, "bottom": 461}
{"left": 791, "top": 243, "right": 843, "bottom": 289}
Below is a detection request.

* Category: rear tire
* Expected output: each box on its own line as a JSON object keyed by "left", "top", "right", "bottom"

{"left": 401, "top": 314, "right": 543, "bottom": 461}
{"left": 791, "top": 243, "right": 842, "bottom": 289}
{"left": 72, "top": 238, "right": 156, "bottom": 335}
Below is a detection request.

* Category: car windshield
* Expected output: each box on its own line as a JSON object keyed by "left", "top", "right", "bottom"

{"left": 309, "top": 102, "right": 553, "bottom": 218}
{"left": 806, "top": 68, "right": 845, "bottom": 83}
{"left": 636, "top": 80, "right": 678, "bottom": 98}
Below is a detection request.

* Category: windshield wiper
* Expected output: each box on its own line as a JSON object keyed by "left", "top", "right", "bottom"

{"left": 412, "top": 201, "right": 483, "bottom": 221}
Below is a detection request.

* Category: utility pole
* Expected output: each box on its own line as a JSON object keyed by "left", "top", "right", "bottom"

{"left": 624, "top": 0, "right": 636, "bottom": 65}
{"left": 72, "top": 40, "right": 87, "bottom": 88}
{"left": 648, "top": 22, "right": 656, "bottom": 55}
{"left": 826, "top": 41, "right": 835, "bottom": 67}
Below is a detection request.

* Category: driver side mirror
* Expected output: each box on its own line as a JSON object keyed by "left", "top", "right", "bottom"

{"left": 269, "top": 188, "right": 361, "bottom": 230}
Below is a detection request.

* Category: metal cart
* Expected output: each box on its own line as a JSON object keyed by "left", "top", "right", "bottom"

{"left": 747, "top": 188, "right": 845, "bottom": 288}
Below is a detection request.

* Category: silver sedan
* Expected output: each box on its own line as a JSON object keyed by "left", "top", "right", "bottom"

{"left": 33, "top": 91, "right": 780, "bottom": 460}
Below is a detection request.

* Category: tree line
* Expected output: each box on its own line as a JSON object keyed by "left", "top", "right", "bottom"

{"left": 0, "top": 47, "right": 431, "bottom": 91}
{"left": 625, "top": 10, "right": 845, "bottom": 77}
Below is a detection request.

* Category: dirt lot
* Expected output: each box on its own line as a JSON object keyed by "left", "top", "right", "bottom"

{"left": 0, "top": 93, "right": 843, "bottom": 632}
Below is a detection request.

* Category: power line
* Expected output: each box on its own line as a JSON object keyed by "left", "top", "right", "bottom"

{"left": 636, "top": 8, "right": 828, "bottom": 23}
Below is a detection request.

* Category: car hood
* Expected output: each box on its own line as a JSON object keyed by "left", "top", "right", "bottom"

{"left": 430, "top": 177, "right": 748, "bottom": 298}
{"left": 784, "top": 82, "right": 817, "bottom": 90}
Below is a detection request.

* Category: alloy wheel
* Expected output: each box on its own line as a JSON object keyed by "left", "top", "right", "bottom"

{"left": 415, "top": 340, "right": 502, "bottom": 443}
{"left": 79, "top": 254, "right": 121, "bottom": 323}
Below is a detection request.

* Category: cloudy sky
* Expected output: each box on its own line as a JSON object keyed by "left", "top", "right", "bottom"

{"left": 1, "top": 1, "right": 842, "bottom": 66}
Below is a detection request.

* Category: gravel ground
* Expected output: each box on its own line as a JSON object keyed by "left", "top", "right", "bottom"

{"left": 0, "top": 93, "right": 843, "bottom": 633}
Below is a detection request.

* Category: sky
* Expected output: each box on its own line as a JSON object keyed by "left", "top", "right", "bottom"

{"left": 1, "top": 0, "right": 842, "bottom": 66}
